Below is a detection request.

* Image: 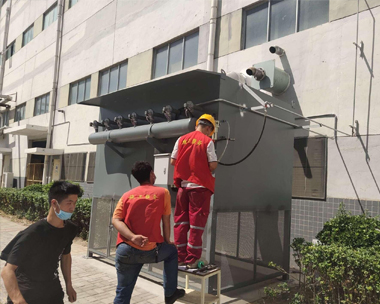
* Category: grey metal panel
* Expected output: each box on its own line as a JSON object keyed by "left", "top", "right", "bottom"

{"left": 93, "top": 141, "right": 154, "bottom": 198}
{"left": 212, "top": 101, "right": 294, "bottom": 211}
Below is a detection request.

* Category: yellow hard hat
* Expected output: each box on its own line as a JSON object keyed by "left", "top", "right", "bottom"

{"left": 196, "top": 114, "right": 216, "bottom": 136}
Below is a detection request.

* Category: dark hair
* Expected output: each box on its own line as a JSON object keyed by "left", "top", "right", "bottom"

{"left": 132, "top": 161, "right": 153, "bottom": 184}
{"left": 198, "top": 119, "right": 214, "bottom": 130}
{"left": 48, "top": 181, "right": 82, "bottom": 204}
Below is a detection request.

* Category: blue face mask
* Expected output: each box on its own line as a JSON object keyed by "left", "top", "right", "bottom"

{"left": 54, "top": 202, "right": 73, "bottom": 220}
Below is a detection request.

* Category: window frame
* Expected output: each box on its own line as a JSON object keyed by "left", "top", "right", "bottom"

{"left": 15, "top": 103, "right": 26, "bottom": 122}
{"left": 22, "top": 24, "right": 34, "bottom": 47}
{"left": 69, "top": 0, "right": 78, "bottom": 8}
{"left": 86, "top": 152, "right": 96, "bottom": 183}
{"left": 153, "top": 30, "right": 199, "bottom": 79}
{"left": 1, "top": 111, "right": 9, "bottom": 127}
{"left": 6, "top": 41, "right": 15, "bottom": 60}
{"left": 34, "top": 93, "right": 50, "bottom": 116}
{"left": 43, "top": 2, "right": 58, "bottom": 30}
{"left": 62, "top": 153, "right": 87, "bottom": 182}
{"left": 292, "top": 136, "right": 328, "bottom": 201}
{"left": 98, "top": 61, "right": 128, "bottom": 96}
{"left": 69, "top": 76, "right": 91, "bottom": 105}
{"left": 243, "top": 0, "right": 329, "bottom": 49}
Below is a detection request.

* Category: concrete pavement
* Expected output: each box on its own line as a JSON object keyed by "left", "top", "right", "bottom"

{"left": 0, "top": 215, "right": 274, "bottom": 304}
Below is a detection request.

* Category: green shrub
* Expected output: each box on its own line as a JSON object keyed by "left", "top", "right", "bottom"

{"left": 22, "top": 183, "right": 45, "bottom": 193}
{"left": 316, "top": 203, "right": 380, "bottom": 248}
{"left": 0, "top": 187, "right": 91, "bottom": 240}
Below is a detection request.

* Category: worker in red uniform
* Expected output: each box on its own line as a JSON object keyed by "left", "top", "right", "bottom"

{"left": 170, "top": 114, "right": 217, "bottom": 268}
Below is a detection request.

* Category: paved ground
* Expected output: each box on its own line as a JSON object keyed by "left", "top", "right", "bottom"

{"left": 0, "top": 215, "right": 274, "bottom": 304}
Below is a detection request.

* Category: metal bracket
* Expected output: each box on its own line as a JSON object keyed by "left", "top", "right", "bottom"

{"left": 105, "top": 142, "right": 128, "bottom": 159}
{"left": 146, "top": 137, "right": 171, "bottom": 153}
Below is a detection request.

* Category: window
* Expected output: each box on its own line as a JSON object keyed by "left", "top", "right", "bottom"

{"left": 15, "top": 104, "right": 26, "bottom": 122}
{"left": 98, "top": 62, "right": 127, "bottom": 96}
{"left": 87, "top": 152, "right": 96, "bottom": 182}
{"left": 69, "top": 0, "right": 78, "bottom": 8}
{"left": 62, "top": 153, "right": 87, "bottom": 182}
{"left": 244, "top": 0, "right": 329, "bottom": 49}
{"left": 153, "top": 31, "right": 199, "bottom": 79}
{"left": 22, "top": 24, "right": 34, "bottom": 47}
{"left": 292, "top": 137, "right": 327, "bottom": 200}
{"left": 34, "top": 93, "right": 50, "bottom": 116}
{"left": 6, "top": 41, "right": 15, "bottom": 60}
{"left": 43, "top": 3, "right": 58, "bottom": 30}
{"left": 70, "top": 76, "right": 91, "bottom": 105}
{"left": 1, "top": 111, "right": 9, "bottom": 127}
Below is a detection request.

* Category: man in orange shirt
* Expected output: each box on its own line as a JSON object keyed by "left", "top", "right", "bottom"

{"left": 112, "top": 161, "right": 185, "bottom": 304}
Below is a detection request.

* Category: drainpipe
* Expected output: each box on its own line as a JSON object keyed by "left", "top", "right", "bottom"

{"left": 206, "top": 0, "right": 218, "bottom": 71}
{"left": 42, "top": 0, "right": 65, "bottom": 184}
{"left": 0, "top": 1, "right": 12, "bottom": 94}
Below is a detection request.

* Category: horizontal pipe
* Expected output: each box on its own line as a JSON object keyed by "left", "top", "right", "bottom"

{"left": 89, "top": 118, "right": 196, "bottom": 145}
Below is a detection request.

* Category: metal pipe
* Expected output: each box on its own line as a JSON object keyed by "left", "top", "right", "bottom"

{"left": 269, "top": 46, "right": 285, "bottom": 57}
{"left": 272, "top": 104, "right": 351, "bottom": 136}
{"left": 206, "top": 0, "right": 218, "bottom": 71}
{"left": 43, "top": 0, "right": 65, "bottom": 184}
{"left": 0, "top": 2, "right": 12, "bottom": 94}
{"left": 88, "top": 118, "right": 196, "bottom": 145}
{"left": 197, "top": 98, "right": 299, "bottom": 128}
{"left": 352, "top": 0, "right": 360, "bottom": 135}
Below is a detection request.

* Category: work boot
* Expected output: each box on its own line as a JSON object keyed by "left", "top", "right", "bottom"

{"left": 186, "top": 259, "right": 201, "bottom": 269}
{"left": 165, "top": 288, "right": 185, "bottom": 304}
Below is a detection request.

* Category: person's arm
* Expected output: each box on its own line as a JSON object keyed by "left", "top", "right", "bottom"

{"left": 207, "top": 141, "right": 218, "bottom": 172}
{"left": 112, "top": 218, "right": 148, "bottom": 248}
{"left": 209, "top": 161, "right": 218, "bottom": 172}
{"left": 1, "top": 263, "right": 28, "bottom": 304}
{"left": 162, "top": 214, "right": 173, "bottom": 245}
{"left": 61, "top": 253, "right": 76, "bottom": 303}
{"left": 170, "top": 138, "right": 180, "bottom": 166}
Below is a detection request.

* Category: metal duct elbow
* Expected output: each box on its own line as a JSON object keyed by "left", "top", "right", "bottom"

{"left": 246, "top": 67, "right": 266, "bottom": 81}
{"left": 162, "top": 105, "right": 180, "bottom": 122}
{"left": 184, "top": 101, "right": 203, "bottom": 118}
{"left": 114, "top": 116, "right": 132, "bottom": 129}
{"left": 145, "top": 109, "right": 166, "bottom": 124}
{"left": 269, "top": 46, "right": 285, "bottom": 57}
{"left": 128, "top": 112, "right": 149, "bottom": 127}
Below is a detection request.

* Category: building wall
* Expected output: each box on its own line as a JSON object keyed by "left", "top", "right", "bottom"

{"left": 0, "top": 0, "right": 379, "bottom": 242}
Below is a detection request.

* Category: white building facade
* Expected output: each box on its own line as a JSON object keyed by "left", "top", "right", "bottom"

{"left": 0, "top": 0, "right": 379, "bottom": 242}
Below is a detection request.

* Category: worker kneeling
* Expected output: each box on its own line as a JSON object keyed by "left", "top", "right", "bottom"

{"left": 171, "top": 114, "right": 217, "bottom": 269}
{"left": 112, "top": 161, "right": 185, "bottom": 304}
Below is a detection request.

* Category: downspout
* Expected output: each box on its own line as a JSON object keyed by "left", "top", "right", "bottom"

{"left": 42, "top": 0, "right": 65, "bottom": 184}
{"left": 206, "top": 0, "right": 218, "bottom": 71}
{"left": 0, "top": 0, "right": 12, "bottom": 94}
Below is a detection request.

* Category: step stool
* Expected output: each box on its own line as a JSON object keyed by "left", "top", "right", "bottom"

{"left": 177, "top": 267, "right": 221, "bottom": 304}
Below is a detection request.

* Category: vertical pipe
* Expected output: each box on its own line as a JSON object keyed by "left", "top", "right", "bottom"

{"left": 352, "top": 0, "right": 360, "bottom": 136}
{"left": 206, "top": 0, "right": 218, "bottom": 71}
{"left": 43, "top": 0, "right": 65, "bottom": 184}
{"left": 0, "top": 1, "right": 12, "bottom": 94}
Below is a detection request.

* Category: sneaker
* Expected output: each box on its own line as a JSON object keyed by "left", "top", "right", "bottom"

{"left": 165, "top": 288, "right": 186, "bottom": 304}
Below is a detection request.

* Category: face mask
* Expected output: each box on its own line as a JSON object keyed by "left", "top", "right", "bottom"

{"left": 54, "top": 202, "right": 73, "bottom": 220}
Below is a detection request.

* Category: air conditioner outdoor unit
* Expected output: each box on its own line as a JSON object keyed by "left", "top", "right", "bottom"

{"left": 2, "top": 172, "right": 13, "bottom": 188}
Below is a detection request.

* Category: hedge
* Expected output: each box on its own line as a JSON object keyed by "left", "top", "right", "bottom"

{"left": 0, "top": 187, "right": 91, "bottom": 240}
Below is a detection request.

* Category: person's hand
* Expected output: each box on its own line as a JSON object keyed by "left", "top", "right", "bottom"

{"left": 13, "top": 297, "right": 28, "bottom": 304}
{"left": 131, "top": 235, "right": 149, "bottom": 247}
{"left": 66, "top": 285, "right": 77, "bottom": 302}
{"left": 166, "top": 241, "right": 176, "bottom": 246}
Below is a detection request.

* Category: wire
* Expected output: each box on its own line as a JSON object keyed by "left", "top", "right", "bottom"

{"left": 219, "top": 112, "right": 267, "bottom": 166}
{"left": 217, "top": 120, "right": 230, "bottom": 162}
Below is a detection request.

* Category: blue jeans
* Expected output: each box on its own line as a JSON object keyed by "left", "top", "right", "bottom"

{"left": 114, "top": 242, "right": 178, "bottom": 304}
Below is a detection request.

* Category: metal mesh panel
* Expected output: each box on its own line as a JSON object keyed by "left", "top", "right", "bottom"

{"left": 238, "top": 212, "right": 255, "bottom": 260}
{"left": 215, "top": 212, "right": 238, "bottom": 256}
{"left": 89, "top": 197, "right": 113, "bottom": 255}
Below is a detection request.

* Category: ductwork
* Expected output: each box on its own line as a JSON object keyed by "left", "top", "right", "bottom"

{"left": 89, "top": 118, "right": 196, "bottom": 145}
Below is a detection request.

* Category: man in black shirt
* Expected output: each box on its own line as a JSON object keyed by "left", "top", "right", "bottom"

{"left": 1, "top": 181, "right": 81, "bottom": 304}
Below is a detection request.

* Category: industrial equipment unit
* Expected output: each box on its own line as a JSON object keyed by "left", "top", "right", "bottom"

{"left": 81, "top": 70, "right": 295, "bottom": 292}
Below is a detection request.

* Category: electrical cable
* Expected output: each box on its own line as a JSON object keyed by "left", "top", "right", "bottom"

{"left": 217, "top": 120, "right": 230, "bottom": 162}
{"left": 218, "top": 111, "right": 267, "bottom": 166}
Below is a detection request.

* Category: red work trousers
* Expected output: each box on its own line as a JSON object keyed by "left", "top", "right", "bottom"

{"left": 174, "top": 187, "right": 212, "bottom": 264}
